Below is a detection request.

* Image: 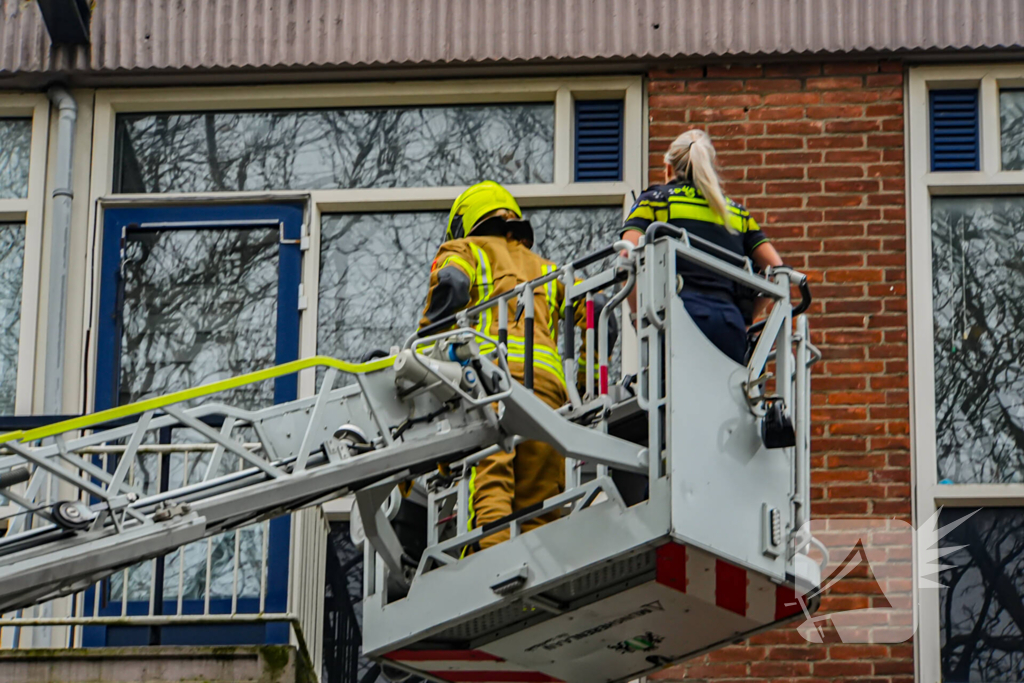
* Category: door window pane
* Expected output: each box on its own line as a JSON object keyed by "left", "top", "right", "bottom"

{"left": 111, "top": 226, "right": 278, "bottom": 605}
{"left": 114, "top": 105, "right": 554, "bottom": 193}
{"left": 120, "top": 227, "right": 279, "bottom": 407}
{"left": 0, "top": 119, "right": 32, "bottom": 199}
{"left": 932, "top": 197, "right": 1024, "bottom": 483}
{"left": 317, "top": 207, "right": 623, "bottom": 363}
{"left": 939, "top": 507, "right": 1024, "bottom": 682}
{"left": 1000, "top": 90, "right": 1024, "bottom": 171}
{"left": 0, "top": 224, "right": 24, "bottom": 414}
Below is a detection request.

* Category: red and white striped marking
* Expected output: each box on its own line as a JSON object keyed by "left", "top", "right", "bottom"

{"left": 655, "top": 542, "right": 805, "bottom": 623}
{"left": 384, "top": 650, "right": 563, "bottom": 683}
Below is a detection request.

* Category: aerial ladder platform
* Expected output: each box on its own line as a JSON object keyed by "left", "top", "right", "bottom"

{"left": 0, "top": 226, "right": 822, "bottom": 683}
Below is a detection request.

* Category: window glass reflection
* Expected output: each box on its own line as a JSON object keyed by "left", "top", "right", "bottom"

{"left": 109, "top": 226, "right": 278, "bottom": 604}
{"left": 940, "top": 508, "right": 1024, "bottom": 682}
{"left": 0, "top": 119, "right": 32, "bottom": 199}
{"left": 114, "top": 105, "right": 554, "bottom": 193}
{"left": 0, "top": 224, "right": 24, "bottom": 414}
{"left": 1000, "top": 90, "right": 1024, "bottom": 171}
{"left": 932, "top": 197, "right": 1024, "bottom": 483}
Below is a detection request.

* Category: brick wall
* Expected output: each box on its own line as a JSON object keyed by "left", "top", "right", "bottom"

{"left": 646, "top": 61, "right": 912, "bottom": 682}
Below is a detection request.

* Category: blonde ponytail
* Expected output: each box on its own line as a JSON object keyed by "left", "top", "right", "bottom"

{"left": 665, "top": 129, "right": 733, "bottom": 230}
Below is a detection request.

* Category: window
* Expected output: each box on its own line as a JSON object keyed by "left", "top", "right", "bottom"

{"left": 0, "top": 119, "right": 32, "bottom": 198}
{"left": 908, "top": 65, "right": 1024, "bottom": 683}
{"left": 0, "top": 224, "right": 25, "bottom": 415}
{"left": 0, "top": 98, "right": 46, "bottom": 417}
{"left": 939, "top": 508, "right": 1024, "bottom": 682}
{"left": 113, "top": 104, "right": 556, "bottom": 193}
{"left": 1000, "top": 90, "right": 1024, "bottom": 171}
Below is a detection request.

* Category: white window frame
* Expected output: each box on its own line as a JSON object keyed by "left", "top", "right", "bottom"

{"left": 83, "top": 75, "right": 643, "bottom": 411}
{"left": 908, "top": 63, "right": 1024, "bottom": 683}
{"left": 0, "top": 94, "right": 49, "bottom": 415}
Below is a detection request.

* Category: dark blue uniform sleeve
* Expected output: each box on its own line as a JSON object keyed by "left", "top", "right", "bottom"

{"left": 622, "top": 188, "right": 669, "bottom": 236}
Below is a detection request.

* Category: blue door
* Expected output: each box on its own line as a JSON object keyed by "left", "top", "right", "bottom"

{"left": 83, "top": 203, "right": 304, "bottom": 647}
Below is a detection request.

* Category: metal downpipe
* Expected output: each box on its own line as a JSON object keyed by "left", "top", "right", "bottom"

{"left": 44, "top": 86, "right": 77, "bottom": 416}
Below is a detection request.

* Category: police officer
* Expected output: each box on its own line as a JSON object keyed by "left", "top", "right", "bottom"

{"left": 420, "top": 181, "right": 606, "bottom": 550}
{"left": 621, "top": 129, "right": 783, "bottom": 363}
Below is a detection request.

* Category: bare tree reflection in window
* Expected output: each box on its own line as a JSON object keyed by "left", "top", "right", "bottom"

{"left": 111, "top": 227, "right": 279, "bottom": 604}
{"left": 115, "top": 105, "right": 554, "bottom": 194}
{"left": 940, "top": 508, "right": 1024, "bottom": 682}
{"left": 932, "top": 198, "right": 1024, "bottom": 483}
{"left": 1000, "top": 91, "right": 1024, "bottom": 171}
{"left": 0, "top": 120, "right": 32, "bottom": 199}
{"left": 0, "top": 224, "right": 24, "bottom": 414}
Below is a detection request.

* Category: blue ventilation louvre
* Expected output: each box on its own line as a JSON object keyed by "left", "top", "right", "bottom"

{"left": 930, "top": 89, "right": 979, "bottom": 171}
{"left": 575, "top": 100, "right": 623, "bottom": 182}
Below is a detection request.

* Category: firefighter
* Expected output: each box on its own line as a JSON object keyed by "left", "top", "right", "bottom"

{"left": 420, "top": 181, "right": 610, "bottom": 551}
{"left": 621, "top": 129, "right": 784, "bottom": 363}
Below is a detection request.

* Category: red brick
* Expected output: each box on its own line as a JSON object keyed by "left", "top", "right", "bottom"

{"left": 649, "top": 95, "right": 709, "bottom": 110}
{"left": 744, "top": 78, "right": 803, "bottom": 92}
{"left": 823, "top": 208, "right": 880, "bottom": 222}
{"left": 765, "top": 181, "right": 822, "bottom": 194}
{"left": 807, "top": 76, "right": 865, "bottom": 90}
{"left": 764, "top": 92, "right": 821, "bottom": 105}
{"left": 825, "top": 179, "right": 880, "bottom": 193}
{"left": 688, "top": 79, "right": 746, "bottom": 93}
{"left": 824, "top": 150, "right": 882, "bottom": 163}
{"left": 765, "top": 121, "right": 823, "bottom": 135}
{"left": 750, "top": 662, "right": 812, "bottom": 677}
{"left": 807, "top": 253, "right": 864, "bottom": 266}
{"left": 808, "top": 135, "right": 867, "bottom": 149}
{"left": 689, "top": 108, "right": 748, "bottom": 122}
{"left": 824, "top": 90, "right": 884, "bottom": 104}
{"left": 825, "top": 301, "right": 883, "bottom": 314}
{"left": 866, "top": 74, "right": 904, "bottom": 89}
{"left": 824, "top": 62, "right": 880, "bottom": 75}
{"left": 718, "top": 152, "right": 764, "bottom": 166}
{"left": 707, "top": 122, "right": 766, "bottom": 137}
{"left": 807, "top": 105, "right": 864, "bottom": 119}
{"left": 766, "top": 646, "right": 828, "bottom": 661}
{"left": 825, "top": 119, "right": 883, "bottom": 133}
{"left": 707, "top": 64, "right": 764, "bottom": 78}
{"left": 747, "top": 167, "right": 805, "bottom": 180}
{"left": 808, "top": 165, "right": 866, "bottom": 179}
{"left": 706, "top": 94, "right": 763, "bottom": 107}
{"left": 748, "top": 137, "right": 805, "bottom": 150}
{"left": 749, "top": 106, "right": 806, "bottom": 120}
{"left": 815, "top": 500, "right": 870, "bottom": 515}
{"left": 813, "top": 468, "right": 871, "bottom": 482}
{"left": 868, "top": 133, "right": 905, "bottom": 148}
{"left": 806, "top": 195, "right": 864, "bottom": 208}
{"left": 765, "top": 151, "right": 822, "bottom": 165}
{"left": 883, "top": 147, "right": 905, "bottom": 162}
{"left": 829, "top": 421, "right": 886, "bottom": 435}
{"left": 866, "top": 102, "right": 904, "bottom": 117}
{"left": 827, "top": 391, "right": 886, "bottom": 405}
{"left": 830, "top": 644, "right": 890, "bottom": 659}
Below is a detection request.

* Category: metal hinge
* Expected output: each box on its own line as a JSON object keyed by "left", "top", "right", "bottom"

{"left": 280, "top": 222, "right": 310, "bottom": 251}
{"left": 297, "top": 284, "right": 308, "bottom": 311}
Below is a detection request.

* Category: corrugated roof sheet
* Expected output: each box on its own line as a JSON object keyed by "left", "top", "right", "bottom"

{"left": 3, "top": 0, "right": 1024, "bottom": 78}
